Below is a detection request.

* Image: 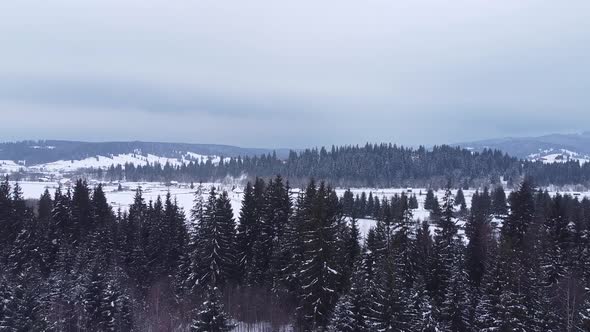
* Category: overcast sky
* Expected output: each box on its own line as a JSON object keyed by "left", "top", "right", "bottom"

{"left": 0, "top": 0, "right": 589, "bottom": 148}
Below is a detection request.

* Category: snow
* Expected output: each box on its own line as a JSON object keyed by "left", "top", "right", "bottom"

{"left": 30, "top": 145, "right": 56, "bottom": 149}
{"left": 182, "top": 152, "right": 231, "bottom": 165}
{"left": 528, "top": 148, "right": 590, "bottom": 165}
{"left": 29, "top": 153, "right": 185, "bottom": 172}
{"left": 0, "top": 160, "right": 25, "bottom": 173}
{"left": 2, "top": 151, "right": 230, "bottom": 175}
{"left": 232, "top": 322, "right": 293, "bottom": 332}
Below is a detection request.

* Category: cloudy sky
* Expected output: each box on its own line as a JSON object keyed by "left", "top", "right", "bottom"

{"left": 0, "top": 0, "right": 589, "bottom": 148}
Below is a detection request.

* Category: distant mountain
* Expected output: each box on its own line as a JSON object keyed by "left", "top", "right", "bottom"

{"left": 456, "top": 132, "right": 590, "bottom": 164}
{"left": 0, "top": 140, "right": 291, "bottom": 165}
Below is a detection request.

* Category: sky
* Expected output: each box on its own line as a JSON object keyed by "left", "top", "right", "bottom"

{"left": 0, "top": 0, "right": 589, "bottom": 148}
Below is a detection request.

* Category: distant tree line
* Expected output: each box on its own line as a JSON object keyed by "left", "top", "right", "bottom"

{"left": 94, "top": 144, "right": 590, "bottom": 188}
{"left": 1, "top": 175, "right": 590, "bottom": 331}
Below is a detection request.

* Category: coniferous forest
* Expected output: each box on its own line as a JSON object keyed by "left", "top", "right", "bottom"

{"left": 94, "top": 144, "right": 590, "bottom": 188}
{"left": 1, "top": 174, "right": 590, "bottom": 331}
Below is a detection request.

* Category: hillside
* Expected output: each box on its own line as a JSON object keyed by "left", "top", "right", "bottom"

{"left": 0, "top": 140, "right": 290, "bottom": 165}
{"left": 456, "top": 131, "right": 590, "bottom": 164}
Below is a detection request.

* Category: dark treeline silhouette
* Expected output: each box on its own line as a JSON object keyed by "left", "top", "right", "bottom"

{"left": 94, "top": 144, "right": 590, "bottom": 188}
{"left": 1, "top": 175, "right": 590, "bottom": 331}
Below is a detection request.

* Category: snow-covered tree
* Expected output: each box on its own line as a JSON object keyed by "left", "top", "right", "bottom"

{"left": 191, "top": 287, "right": 234, "bottom": 332}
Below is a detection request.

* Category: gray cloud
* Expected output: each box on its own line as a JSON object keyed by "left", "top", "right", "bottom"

{"left": 0, "top": 0, "right": 589, "bottom": 148}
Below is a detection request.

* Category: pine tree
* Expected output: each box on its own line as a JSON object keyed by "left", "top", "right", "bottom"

{"left": 465, "top": 190, "right": 493, "bottom": 287}
{"left": 411, "top": 276, "right": 440, "bottom": 332}
{"left": 51, "top": 185, "right": 71, "bottom": 244}
{"left": 409, "top": 194, "right": 419, "bottom": 210}
{"left": 424, "top": 189, "right": 436, "bottom": 211}
{"left": 71, "top": 179, "right": 93, "bottom": 243}
{"left": 190, "top": 182, "right": 205, "bottom": 234}
{"left": 252, "top": 176, "right": 291, "bottom": 287}
{"left": 195, "top": 188, "right": 237, "bottom": 288}
{"left": 38, "top": 188, "right": 53, "bottom": 223}
{"left": 342, "top": 189, "right": 355, "bottom": 218}
{"left": 277, "top": 187, "right": 307, "bottom": 299}
{"left": 368, "top": 255, "right": 410, "bottom": 331}
{"left": 236, "top": 181, "right": 259, "bottom": 283}
{"left": 474, "top": 247, "right": 503, "bottom": 331}
{"left": 191, "top": 287, "right": 234, "bottom": 332}
{"left": 439, "top": 251, "right": 470, "bottom": 332}
{"left": 83, "top": 263, "right": 116, "bottom": 331}
{"left": 367, "top": 192, "right": 375, "bottom": 217}
{"left": 347, "top": 218, "right": 361, "bottom": 272}
{"left": 165, "top": 194, "right": 189, "bottom": 277}
{"left": 491, "top": 186, "right": 508, "bottom": 217}
{"left": 327, "top": 295, "right": 357, "bottom": 332}
{"left": 359, "top": 192, "right": 367, "bottom": 218}
{"left": 430, "top": 187, "right": 459, "bottom": 305}
{"left": 0, "top": 177, "right": 12, "bottom": 260}
{"left": 455, "top": 188, "right": 467, "bottom": 213}
{"left": 502, "top": 179, "right": 535, "bottom": 250}
{"left": 295, "top": 182, "right": 341, "bottom": 331}
{"left": 580, "top": 294, "right": 590, "bottom": 331}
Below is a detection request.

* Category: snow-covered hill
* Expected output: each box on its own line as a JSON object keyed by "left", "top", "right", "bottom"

{"left": 0, "top": 152, "right": 230, "bottom": 175}
{"left": 456, "top": 131, "right": 590, "bottom": 164}
{"left": 0, "top": 140, "right": 289, "bottom": 166}
{"left": 528, "top": 148, "right": 590, "bottom": 165}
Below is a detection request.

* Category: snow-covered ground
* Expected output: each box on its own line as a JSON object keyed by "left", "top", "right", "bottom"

{"left": 13, "top": 181, "right": 590, "bottom": 240}
{"left": 0, "top": 152, "right": 231, "bottom": 175}
{"left": 0, "top": 160, "right": 24, "bottom": 173}
{"left": 528, "top": 148, "right": 590, "bottom": 165}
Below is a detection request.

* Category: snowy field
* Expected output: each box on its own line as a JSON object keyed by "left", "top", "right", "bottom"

{"left": 13, "top": 180, "right": 590, "bottom": 239}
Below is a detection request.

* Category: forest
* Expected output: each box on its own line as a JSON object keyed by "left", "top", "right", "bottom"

{"left": 1, "top": 175, "right": 590, "bottom": 331}
{"left": 97, "top": 144, "right": 590, "bottom": 188}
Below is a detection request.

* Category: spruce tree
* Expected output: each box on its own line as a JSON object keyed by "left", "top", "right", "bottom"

{"left": 455, "top": 188, "right": 467, "bottom": 213}
{"left": 191, "top": 287, "right": 234, "bottom": 332}
{"left": 491, "top": 185, "right": 508, "bottom": 217}
{"left": 424, "top": 189, "right": 436, "bottom": 211}
{"left": 71, "top": 179, "right": 93, "bottom": 243}
{"left": 465, "top": 190, "right": 493, "bottom": 287}
{"left": 327, "top": 295, "right": 357, "bottom": 332}
{"left": 236, "top": 181, "right": 259, "bottom": 284}
{"left": 195, "top": 188, "right": 237, "bottom": 288}
{"left": 430, "top": 187, "right": 458, "bottom": 305}
{"left": 295, "top": 182, "right": 340, "bottom": 331}
{"left": 38, "top": 188, "right": 53, "bottom": 223}
{"left": 439, "top": 251, "right": 470, "bottom": 332}
{"left": 409, "top": 194, "right": 419, "bottom": 210}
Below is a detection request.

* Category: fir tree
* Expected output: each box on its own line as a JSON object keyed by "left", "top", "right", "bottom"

{"left": 38, "top": 188, "right": 53, "bottom": 223}
{"left": 491, "top": 186, "right": 508, "bottom": 216}
{"left": 327, "top": 295, "right": 357, "bottom": 332}
{"left": 295, "top": 182, "right": 341, "bottom": 331}
{"left": 455, "top": 188, "right": 467, "bottom": 213}
{"left": 235, "top": 181, "right": 259, "bottom": 284}
{"left": 195, "top": 188, "right": 237, "bottom": 288}
{"left": 424, "top": 189, "right": 436, "bottom": 211}
{"left": 191, "top": 287, "right": 235, "bottom": 332}
{"left": 409, "top": 194, "right": 419, "bottom": 210}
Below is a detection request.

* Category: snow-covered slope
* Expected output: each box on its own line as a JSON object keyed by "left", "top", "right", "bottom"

{"left": 1, "top": 151, "right": 231, "bottom": 175}
{"left": 456, "top": 131, "right": 590, "bottom": 163}
{"left": 528, "top": 148, "right": 590, "bottom": 165}
{"left": 0, "top": 160, "right": 25, "bottom": 173}
{"left": 0, "top": 140, "right": 289, "bottom": 165}
{"left": 26, "top": 152, "right": 231, "bottom": 173}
